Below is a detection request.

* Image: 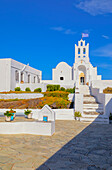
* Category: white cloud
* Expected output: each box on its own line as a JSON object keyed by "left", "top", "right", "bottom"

{"left": 50, "top": 27, "right": 64, "bottom": 31}
{"left": 75, "top": 0, "right": 112, "bottom": 16}
{"left": 64, "top": 29, "right": 76, "bottom": 35}
{"left": 102, "top": 35, "right": 109, "bottom": 39}
{"left": 50, "top": 27, "right": 76, "bottom": 35}
{"left": 92, "top": 44, "right": 112, "bottom": 57}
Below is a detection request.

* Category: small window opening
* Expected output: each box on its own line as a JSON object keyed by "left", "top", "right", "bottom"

{"left": 78, "top": 48, "right": 80, "bottom": 54}
{"left": 81, "top": 42, "right": 83, "bottom": 46}
{"left": 60, "top": 77, "right": 64, "bottom": 80}
{"left": 83, "top": 48, "right": 86, "bottom": 54}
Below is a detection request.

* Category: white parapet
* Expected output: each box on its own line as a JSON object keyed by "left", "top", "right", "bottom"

{"left": 0, "top": 121, "right": 55, "bottom": 136}
{"left": 74, "top": 93, "right": 83, "bottom": 114}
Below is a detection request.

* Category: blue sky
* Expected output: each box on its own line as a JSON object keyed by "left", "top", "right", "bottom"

{"left": 0, "top": 0, "right": 112, "bottom": 80}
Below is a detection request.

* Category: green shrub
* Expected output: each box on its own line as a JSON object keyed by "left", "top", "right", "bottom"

{"left": 34, "top": 88, "right": 42, "bottom": 92}
{"left": 74, "top": 111, "right": 81, "bottom": 117}
{"left": 15, "top": 87, "right": 21, "bottom": 91}
{"left": 44, "top": 91, "right": 69, "bottom": 100}
{"left": 47, "top": 84, "right": 60, "bottom": 91}
{"left": 24, "top": 109, "right": 32, "bottom": 115}
{"left": 4, "top": 111, "right": 13, "bottom": 117}
{"left": 25, "top": 87, "right": 31, "bottom": 92}
{"left": 60, "top": 87, "right": 65, "bottom": 91}
{"left": 66, "top": 87, "right": 75, "bottom": 93}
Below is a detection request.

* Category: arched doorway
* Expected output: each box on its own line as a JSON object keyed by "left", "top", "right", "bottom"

{"left": 79, "top": 73, "right": 85, "bottom": 85}
{"left": 78, "top": 65, "right": 86, "bottom": 86}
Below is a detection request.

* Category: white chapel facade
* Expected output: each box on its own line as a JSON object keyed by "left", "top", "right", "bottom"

{"left": 51, "top": 39, "right": 101, "bottom": 88}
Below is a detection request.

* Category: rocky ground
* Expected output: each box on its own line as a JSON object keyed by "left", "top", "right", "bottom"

{"left": 0, "top": 120, "right": 112, "bottom": 169}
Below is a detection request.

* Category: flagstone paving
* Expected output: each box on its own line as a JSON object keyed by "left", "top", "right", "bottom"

{"left": 0, "top": 120, "right": 112, "bottom": 170}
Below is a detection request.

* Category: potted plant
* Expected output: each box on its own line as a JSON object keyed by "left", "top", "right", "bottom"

{"left": 24, "top": 109, "right": 32, "bottom": 119}
{"left": 109, "top": 113, "right": 112, "bottom": 124}
{"left": 4, "top": 111, "right": 14, "bottom": 122}
{"left": 74, "top": 111, "right": 82, "bottom": 121}
{"left": 9, "top": 109, "right": 16, "bottom": 119}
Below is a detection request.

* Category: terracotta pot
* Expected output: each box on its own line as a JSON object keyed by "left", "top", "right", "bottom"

{"left": 5, "top": 116, "right": 11, "bottom": 122}
{"left": 27, "top": 113, "right": 32, "bottom": 119}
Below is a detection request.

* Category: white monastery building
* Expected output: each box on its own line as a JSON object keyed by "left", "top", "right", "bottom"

{"left": 0, "top": 58, "right": 41, "bottom": 91}
{"left": 0, "top": 39, "right": 112, "bottom": 92}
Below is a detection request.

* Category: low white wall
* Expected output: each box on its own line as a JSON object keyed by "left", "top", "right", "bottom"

{"left": 41, "top": 80, "right": 75, "bottom": 89}
{"left": 74, "top": 94, "right": 83, "bottom": 114}
{"left": 0, "top": 93, "right": 44, "bottom": 99}
{"left": 68, "top": 93, "right": 75, "bottom": 102}
{"left": 0, "top": 121, "right": 55, "bottom": 136}
{"left": 53, "top": 109, "right": 74, "bottom": 120}
{"left": 0, "top": 109, "right": 74, "bottom": 120}
{"left": 91, "top": 87, "right": 112, "bottom": 116}
{"left": 91, "top": 80, "right": 112, "bottom": 92}
{"left": 16, "top": 83, "right": 47, "bottom": 92}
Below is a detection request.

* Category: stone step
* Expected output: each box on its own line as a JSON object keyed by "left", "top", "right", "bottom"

{"left": 80, "top": 116, "right": 109, "bottom": 124}
{"left": 83, "top": 97, "right": 96, "bottom": 102}
{"left": 83, "top": 103, "right": 103, "bottom": 108}
{"left": 79, "top": 85, "right": 90, "bottom": 95}
{"left": 83, "top": 112, "right": 104, "bottom": 117}
{"left": 83, "top": 108, "right": 104, "bottom": 113}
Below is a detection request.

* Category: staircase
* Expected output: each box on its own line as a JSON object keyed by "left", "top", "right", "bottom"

{"left": 79, "top": 85, "right": 90, "bottom": 95}
{"left": 79, "top": 86, "right": 109, "bottom": 124}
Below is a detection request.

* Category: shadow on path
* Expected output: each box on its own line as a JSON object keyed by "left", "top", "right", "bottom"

{"left": 37, "top": 119, "right": 112, "bottom": 170}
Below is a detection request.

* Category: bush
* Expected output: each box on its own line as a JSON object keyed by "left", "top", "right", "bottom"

{"left": 66, "top": 87, "right": 75, "bottom": 93}
{"left": 74, "top": 111, "right": 81, "bottom": 117}
{"left": 25, "top": 87, "right": 31, "bottom": 92}
{"left": 43, "top": 91, "right": 69, "bottom": 100}
{"left": 24, "top": 109, "right": 32, "bottom": 115}
{"left": 34, "top": 88, "right": 42, "bottom": 92}
{"left": 47, "top": 84, "right": 60, "bottom": 91}
{"left": 15, "top": 87, "right": 21, "bottom": 91}
{"left": 60, "top": 87, "right": 65, "bottom": 91}
{"left": 38, "top": 97, "right": 70, "bottom": 109}
{"left": 103, "top": 87, "right": 112, "bottom": 93}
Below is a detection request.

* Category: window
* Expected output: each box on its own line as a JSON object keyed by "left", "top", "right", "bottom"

{"left": 83, "top": 56, "right": 86, "bottom": 58}
{"left": 34, "top": 76, "right": 36, "bottom": 83}
{"left": 21, "top": 72, "right": 24, "bottom": 82}
{"left": 28, "top": 74, "right": 30, "bottom": 83}
{"left": 78, "top": 56, "right": 80, "bottom": 58}
{"left": 15, "top": 70, "right": 19, "bottom": 82}
{"left": 81, "top": 42, "right": 83, "bottom": 46}
{"left": 83, "top": 48, "right": 86, "bottom": 54}
{"left": 60, "top": 77, "right": 64, "bottom": 80}
{"left": 78, "top": 48, "right": 80, "bottom": 54}
{"left": 37, "top": 75, "right": 40, "bottom": 83}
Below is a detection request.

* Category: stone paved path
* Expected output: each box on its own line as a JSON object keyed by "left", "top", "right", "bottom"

{"left": 0, "top": 120, "right": 112, "bottom": 170}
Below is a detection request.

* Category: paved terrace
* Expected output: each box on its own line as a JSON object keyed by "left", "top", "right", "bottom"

{"left": 0, "top": 120, "right": 112, "bottom": 170}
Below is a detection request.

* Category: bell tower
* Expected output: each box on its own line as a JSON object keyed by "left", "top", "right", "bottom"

{"left": 75, "top": 39, "right": 89, "bottom": 64}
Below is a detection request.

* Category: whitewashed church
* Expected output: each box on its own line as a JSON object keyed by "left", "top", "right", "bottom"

{"left": 0, "top": 39, "right": 112, "bottom": 92}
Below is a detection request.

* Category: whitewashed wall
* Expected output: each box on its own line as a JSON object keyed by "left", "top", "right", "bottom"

{"left": 41, "top": 80, "right": 75, "bottom": 89}
{"left": 74, "top": 94, "right": 83, "bottom": 114}
{"left": 0, "top": 59, "right": 11, "bottom": 91}
{"left": 91, "top": 87, "right": 112, "bottom": 116}
{"left": 91, "top": 80, "right": 112, "bottom": 92}
{"left": 0, "top": 109, "right": 74, "bottom": 120}
{"left": 16, "top": 83, "right": 47, "bottom": 92}
{"left": 0, "top": 93, "right": 43, "bottom": 99}
{"left": 0, "top": 121, "right": 55, "bottom": 136}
